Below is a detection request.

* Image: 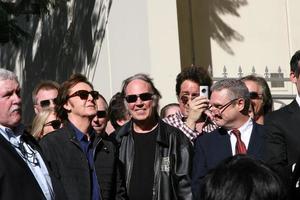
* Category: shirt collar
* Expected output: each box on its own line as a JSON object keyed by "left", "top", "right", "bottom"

{"left": 227, "top": 117, "right": 253, "bottom": 135}
{"left": 296, "top": 93, "right": 300, "bottom": 107}
{"left": 69, "top": 122, "right": 95, "bottom": 142}
{"left": 0, "top": 124, "right": 25, "bottom": 141}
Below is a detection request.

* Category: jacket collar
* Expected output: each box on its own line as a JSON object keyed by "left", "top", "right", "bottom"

{"left": 64, "top": 121, "right": 102, "bottom": 147}
{"left": 116, "top": 119, "right": 169, "bottom": 147}
{"left": 287, "top": 99, "right": 300, "bottom": 114}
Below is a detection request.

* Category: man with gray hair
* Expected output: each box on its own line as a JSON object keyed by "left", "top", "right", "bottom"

{"left": 192, "top": 78, "right": 266, "bottom": 200}
{"left": 116, "top": 73, "right": 193, "bottom": 200}
{"left": 0, "top": 69, "right": 61, "bottom": 199}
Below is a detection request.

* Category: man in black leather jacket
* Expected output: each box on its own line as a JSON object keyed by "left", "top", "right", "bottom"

{"left": 116, "top": 73, "right": 193, "bottom": 200}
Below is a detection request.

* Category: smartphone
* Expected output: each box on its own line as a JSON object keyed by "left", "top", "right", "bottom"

{"left": 199, "top": 86, "right": 209, "bottom": 97}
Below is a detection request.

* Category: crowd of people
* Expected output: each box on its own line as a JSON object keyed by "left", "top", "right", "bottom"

{"left": 2, "top": 50, "right": 300, "bottom": 200}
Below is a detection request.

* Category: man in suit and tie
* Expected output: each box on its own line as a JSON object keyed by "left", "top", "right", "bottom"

{"left": 192, "top": 78, "right": 266, "bottom": 200}
{"left": 265, "top": 50, "right": 300, "bottom": 198}
{"left": 0, "top": 68, "right": 63, "bottom": 200}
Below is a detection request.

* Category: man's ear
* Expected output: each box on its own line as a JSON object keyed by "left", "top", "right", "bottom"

{"left": 63, "top": 102, "right": 71, "bottom": 112}
{"left": 290, "top": 71, "right": 298, "bottom": 84}
{"left": 237, "top": 98, "right": 246, "bottom": 112}
{"left": 34, "top": 105, "right": 39, "bottom": 114}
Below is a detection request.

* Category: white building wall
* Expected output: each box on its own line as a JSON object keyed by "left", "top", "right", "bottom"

{"left": 90, "top": 0, "right": 300, "bottom": 108}
{"left": 91, "top": 0, "right": 181, "bottom": 108}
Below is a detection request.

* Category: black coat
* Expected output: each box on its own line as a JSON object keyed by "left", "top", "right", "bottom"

{"left": 0, "top": 131, "right": 65, "bottom": 200}
{"left": 264, "top": 100, "right": 300, "bottom": 188}
{"left": 39, "top": 122, "right": 127, "bottom": 200}
{"left": 116, "top": 119, "right": 193, "bottom": 200}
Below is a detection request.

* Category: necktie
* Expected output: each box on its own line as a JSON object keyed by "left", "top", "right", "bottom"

{"left": 6, "top": 129, "right": 39, "bottom": 166}
{"left": 231, "top": 129, "right": 247, "bottom": 155}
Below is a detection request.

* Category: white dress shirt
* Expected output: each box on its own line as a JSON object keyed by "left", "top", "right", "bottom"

{"left": 227, "top": 118, "right": 253, "bottom": 155}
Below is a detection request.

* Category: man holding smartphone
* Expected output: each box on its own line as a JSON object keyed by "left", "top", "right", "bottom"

{"left": 163, "top": 66, "right": 217, "bottom": 142}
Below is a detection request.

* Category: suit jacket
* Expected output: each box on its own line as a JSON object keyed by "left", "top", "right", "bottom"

{"left": 0, "top": 131, "right": 65, "bottom": 200}
{"left": 264, "top": 100, "right": 300, "bottom": 191}
{"left": 192, "top": 121, "right": 266, "bottom": 200}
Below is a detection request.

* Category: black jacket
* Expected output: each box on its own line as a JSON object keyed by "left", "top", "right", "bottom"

{"left": 39, "top": 122, "right": 127, "bottom": 200}
{"left": 0, "top": 130, "right": 65, "bottom": 200}
{"left": 116, "top": 119, "right": 193, "bottom": 200}
{"left": 265, "top": 100, "right": 300, "bottom": 188}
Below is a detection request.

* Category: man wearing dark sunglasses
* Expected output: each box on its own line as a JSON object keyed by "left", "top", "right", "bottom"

{"left": 116, "top": 73, "right": 193, "bottom": 200}
{"left": 92, "top": 94, "right": 108, "bottom": 134}
{"left": 192, "top": 79, "right": 266, "bottom": 200}
{"left": 163, "top": 66, "right": 217, "bottom": 142}
{"left": 39, "top": 74, "right": 126, "bottom": 200}
{"left": 32, "top": 80, "right": 59, "bottom": 114}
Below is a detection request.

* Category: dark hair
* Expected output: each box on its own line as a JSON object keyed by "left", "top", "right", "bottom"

{"left": 97, "top": 93, "right": 108, "bottom": 109}
{"left": 201, "top": 155, "right": 286, "bottom": 200}
{"left": 211, "top": 78, "right": 250, "bottom": 114}
{"left": 32, "top": 80, "right": 60, "bottom": 104}
{"left": 290, "top": 50, "right": 300, "bottom": 77}
{"left": 55, "top": 74, "right": 94, "bottom": 121}
{"left": 175, "top": 66, "right": 212, "bottom": 97}
{"left": 108, "top": 92, "right": 129, "bottom": 129}
{"left": 160, "top": 103, "right": 180, "bottom": 118}
{"left": 240, "top": 75, "right": 273, "bottom": 114}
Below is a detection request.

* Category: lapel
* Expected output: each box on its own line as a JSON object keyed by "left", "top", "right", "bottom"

{"left": 287, "top": 100, "right": 300, "bottom": 124}
{"left": 0, "top": 133, "right": 32, "bottom": 169}
{"left": 216, "top": 128, "right": 233, "bottom": 157}
{"left": 247, "top": 122, "right": 264, "bottom": 158}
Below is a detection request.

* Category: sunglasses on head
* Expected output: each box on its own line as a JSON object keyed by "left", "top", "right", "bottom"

{"left": 40, "top": 98, "right": 57, "bottom": 108}
{"left": 125, "top": 92, "right": 153, "bottom": 103}
{"left": 44, "top": 119, "right": 62, "bottom": 130}
{"left": 249, "top": 92, "right": 262, "bottom": 99}
{"left": 67, "top": 90, "right": 99, "bottom": 100}
{"left": 96, "top": 110, "right": 106, "bottom": 118}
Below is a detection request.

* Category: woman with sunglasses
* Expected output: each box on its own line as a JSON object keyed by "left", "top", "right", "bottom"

{"left": 31, "top": 108, "right": 62, "bottom": 140}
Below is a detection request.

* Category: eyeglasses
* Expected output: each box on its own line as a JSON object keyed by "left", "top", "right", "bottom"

{"left": 125, "top": 93, "right": 153, "bottom": 103}
{"left": 209, "top": 98, "right": 239, "bottom": 114}
{"left": 39, "top": 98, "right": 57, "bottom": 108}
{"left": 249, "top": 92, "right": 262, "bottom": 99}
{"left": 96, "top": 110, "right": 106, "bottom": 118}
{"left": 180, "top": 93, "right": 200, "bottom": 105}
{"left": 67, "top": 90, "right": 99, "bottom": 100}
{"left": 44, "top": 119, "right": 62, "bottom": 130}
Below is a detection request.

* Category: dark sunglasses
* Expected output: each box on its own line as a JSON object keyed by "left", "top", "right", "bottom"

{"left": 180, "top": 94, "right": 199, "bottom": 105}
{"left": 40, "top": 98, "right": 57, "bottom": 108}
{"left": 44, "top": 119, "right": 62, "bottom": 130}
{"left": 249, "top": 92, "right": 262, "bottom": 99}
{"left": 125, "top": 92, "right": 153, "bottom": 103}
{"left": 96, "top": 110, "right": 107, "bottom": 118}
{"left": 67, "top": 90, "right": 99, "bottom": 100}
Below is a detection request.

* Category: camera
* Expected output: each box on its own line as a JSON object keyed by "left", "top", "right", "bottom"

{"left": 199, "top": 86, "right": 209, "bottom": 97}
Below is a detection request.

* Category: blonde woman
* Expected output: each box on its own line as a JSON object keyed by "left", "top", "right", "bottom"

{"left": 31, "top": 108, "right": 62, "bottom": 139}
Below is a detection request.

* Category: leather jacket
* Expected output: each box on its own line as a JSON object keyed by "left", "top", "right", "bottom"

{"left": 116, "top": 119, "right": 193, "bottom": 200}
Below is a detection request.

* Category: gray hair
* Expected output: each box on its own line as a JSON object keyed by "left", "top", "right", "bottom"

{"left": 211, "top": 78, "right": 250, "bottom": 113}
{"left": 0, "top": 69, "right": 18, "bottom": 82}
{"left": 121, "top": 73, "right": 162, "bottom": 114}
